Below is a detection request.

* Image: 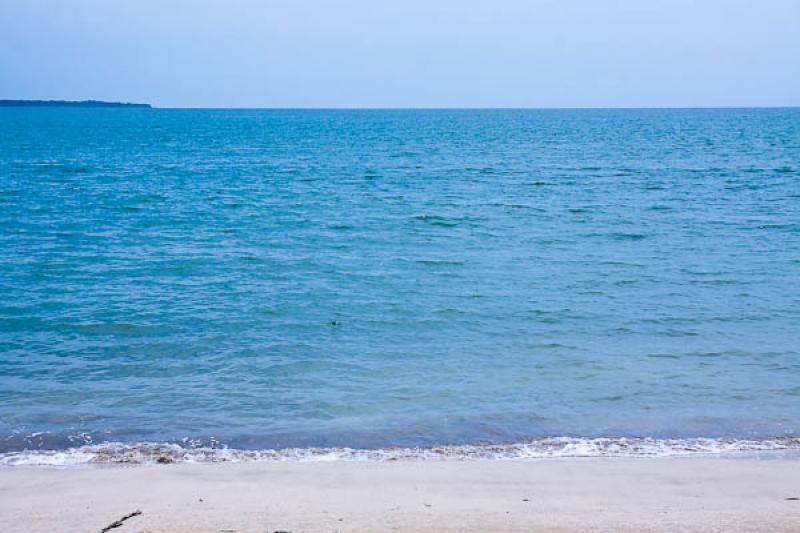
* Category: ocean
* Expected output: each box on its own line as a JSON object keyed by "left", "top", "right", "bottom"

{"left": 1, "top": 108, "right": 799, "bottom": 464}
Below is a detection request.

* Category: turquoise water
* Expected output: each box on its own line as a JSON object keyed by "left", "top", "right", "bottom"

{"left": 1, "top": 108, "right": 799, "bottom": 459}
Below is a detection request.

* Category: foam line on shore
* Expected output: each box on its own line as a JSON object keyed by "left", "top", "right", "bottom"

{"left": 2, "top": 436, "right": 800, "bottom": 466}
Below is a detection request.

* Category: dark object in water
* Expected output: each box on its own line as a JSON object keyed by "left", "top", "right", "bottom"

{"left": 330, "top": 320, "right": 340, "bottom": 327}
{"left": 100, "top": 510, "right": 142, "bottom": 532}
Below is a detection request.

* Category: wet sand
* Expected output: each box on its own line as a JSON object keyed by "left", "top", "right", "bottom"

{"left": 1, "top": 457, "right": 799, "bottom": 532}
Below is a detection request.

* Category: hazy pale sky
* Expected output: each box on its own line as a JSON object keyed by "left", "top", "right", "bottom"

{"left": 1, "top": 0, "right": 798, "bottom": 108}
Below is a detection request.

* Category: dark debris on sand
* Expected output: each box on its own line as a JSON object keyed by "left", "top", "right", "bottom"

{"left": 100, "top": 510, "right": 142, "bottom": 532}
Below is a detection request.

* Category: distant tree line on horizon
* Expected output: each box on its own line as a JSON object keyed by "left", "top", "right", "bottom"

{"left": 0, "top": 100, "right": 151, "bottom": 108}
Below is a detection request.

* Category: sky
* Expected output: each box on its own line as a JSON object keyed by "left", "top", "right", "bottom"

{"left": 1, "top": 0, "right": 798, "bottom": 108}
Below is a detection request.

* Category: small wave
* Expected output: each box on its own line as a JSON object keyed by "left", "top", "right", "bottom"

{"left": 26, "top": 161, "right": 93, "bottom": 174}
{"left": 774, "top": 166, "right": 796, "bottom": 174}
{"left": 327, "top": 223, "right": 356, "bottom": 231}
{"left": 2, "top": 437, "right": 799, "bottom": 467}
{"left": 412, "top": 259, "right": 466, "bottom": 267}
{"left": 487, "top": 203, "right": 544, "bottom": 211}
{"left": 591, "top": 232, "right": 647, "bottom": 241}
{"left": 412, "top": 214, "right": 462, "bottom": 227}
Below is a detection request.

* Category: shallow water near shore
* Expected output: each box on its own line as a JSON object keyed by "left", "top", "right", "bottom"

{"left": 1, "top": 108, "right": 799, "bottom": 462}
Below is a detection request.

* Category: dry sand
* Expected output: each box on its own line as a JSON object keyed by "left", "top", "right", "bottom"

{"left": 1, "top": 457, "right": 799, "bottom": 532}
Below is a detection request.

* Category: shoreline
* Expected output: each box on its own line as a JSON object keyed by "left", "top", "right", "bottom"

{"left": 2, "top": 435, "right": 800, "bottom": 466}
{"left": 1, "top": 457, "right": 799, "bottom": 532}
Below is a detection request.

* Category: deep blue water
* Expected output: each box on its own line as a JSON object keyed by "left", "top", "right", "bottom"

{"left": 1, "top": 108, "right": 799, "bottom": 453}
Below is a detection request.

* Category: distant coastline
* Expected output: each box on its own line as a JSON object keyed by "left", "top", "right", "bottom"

{"left": 0, "top": 99, "right": 151, "bottom": 108}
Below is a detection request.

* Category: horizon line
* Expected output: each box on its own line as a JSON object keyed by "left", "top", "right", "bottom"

{"left": 164, "top": 105, "right": 800, "bottom": 111}
{"left": 2, "top": 99, "right": 800, "bottom": 112}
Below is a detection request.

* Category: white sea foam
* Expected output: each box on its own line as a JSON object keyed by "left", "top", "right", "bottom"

{"left": 2, "top": 436, "right": 799, "bottom": 467}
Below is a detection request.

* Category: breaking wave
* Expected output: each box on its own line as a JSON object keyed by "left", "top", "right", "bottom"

{"left": 2, "top": 436, "right": 800, "bottom": 467}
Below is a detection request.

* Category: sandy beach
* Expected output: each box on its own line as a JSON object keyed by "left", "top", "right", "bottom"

{"left": 1, "top": 457, "right": 799, "bottom": 532}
